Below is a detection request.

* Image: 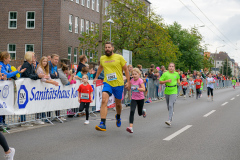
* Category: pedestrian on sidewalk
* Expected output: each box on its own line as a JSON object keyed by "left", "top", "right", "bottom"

{"left": 159, "top": 63, "right": 180, "bottom": 126}
{"left": 206, "top": 73, "right": 215, "bottom": 101}
{"left": 126, "top": 68, "right": 146, "bottom": 133}
{"left": 0, "top": 132, "right": 15, "bottom": 160}
{"left": 194, "top": 76, "right": 202, "bottom": 99}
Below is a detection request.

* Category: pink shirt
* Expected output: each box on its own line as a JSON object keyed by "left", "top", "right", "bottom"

{"left": 130, "top": 78, "right": 145, "bottom": 100}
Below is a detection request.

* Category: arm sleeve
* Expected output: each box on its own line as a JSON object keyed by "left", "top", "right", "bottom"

{"left": 119, "top": 55, "right": 127, "bottom": 67}
{"left": 159, "top": 73, "right": 165, "bottom": 81}
{"left": 1, "top": 66, "right": 19, "bottom": 79}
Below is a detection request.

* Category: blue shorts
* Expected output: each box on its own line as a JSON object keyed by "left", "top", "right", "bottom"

{"left": 102, "top": 82, "right": 124, "bottom": 100}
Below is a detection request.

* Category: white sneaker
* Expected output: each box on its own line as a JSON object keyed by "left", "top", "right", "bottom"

{"left": 35, "top": 119, "right": 45, "bottom": 125}
{"left": 4, "top": 147, "right": 15, "bottom": 160}
{"left": 184, "top": 95, "right": 186, "bottom": 99}
{"left": 84, "top": 120, "right": 89, "bottom": 125}
{"left": 165, "top": 120, "right": 171, "bottom": 126}
{"left": 60, "top": 117, "right": 66, "bottom": 121}
{"left": 126, "top": 127, "right": 133, "bottom": 133}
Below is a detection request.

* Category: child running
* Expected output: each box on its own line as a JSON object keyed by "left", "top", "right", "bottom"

{"left": 194, "top": 76, "right": 202, "bottom": 99}
{"left": 200, "top": 78, "right": 204, "bottom": 97}
{"left": 206, "top": 73, "right": 215, "bottom": 101}
{"left": 77, "top": 74, "right": 93, "bottom": 125}
{"left": 189, "top": 77, "right": 194, "bottom": 97}
{"left": 180, "top": 78, "right": 188, "bottom": 99}
{"left": 232, "top": 77, "right": 236, "bottom": 89}
{"left": 126, "top": 68, "right": 146, "bottom": 133}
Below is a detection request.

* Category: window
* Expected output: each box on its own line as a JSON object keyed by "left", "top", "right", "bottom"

{"left": 85, "top": 50, "right": 89, "bottom": 62}
{"left": 87, "top": 0, "right": 90, "bottom": 8}
{"left": 75, "top": 17, "right": 78, "bottom": 33}
{"left": 92, "top": 0, "right": 95, "bottom": 10}
{"left": 95, "top": 23, "right": 99, "bottom": 33}
{"left": 81, "top": 0, "right": 85, "bottom": 6}
{"left": 80, "top": 49, "right": 83, "bottom": 56}
{"left": 8, "top": 44, "right": 16, "bottom": 60}
{"left": 76, "top": 0, "right": 79, "bottom": 4}
{"left": 8, "top": 12, "right": 17, "bottom": 29}
{"left": 90, "top": 52, "right": 93, "bottom": 62}
{"left": 90, "top": 22, "right": 94, "bottom": 32}
{"left": 74, "top": 48, "right": 78, "bottom": 64}
{"left": 68, "top": 47, "right": 72, "bottom": 62}
{"left": 217, "top": 62, "right": 219, "bottom": 64}
{"left": 105, "top": 1, "right": 108, "bottom": 15}
{"left": 81, "top": 19, "right": 84, "bottom": 34}
{"left": 96, "top": 0, "right": 99, "bottom": 12}
{"left": 71, "top": 0, "right": 73, "bottom": 1}
{"left": 69, "top": 15, "right": 73, "bottom": 32}
{"left": 25, "top": 44, "right": 34, "bottom": 53}
{"left": 86, "top": 20, "right": 89, "bottom": 34}
{"left": 26, "top": 12, "right": 35, "bottom": 29}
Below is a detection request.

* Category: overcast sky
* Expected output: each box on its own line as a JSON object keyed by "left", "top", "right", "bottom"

{"left": 149, "top": 0, "right": 240, "bottom": 64}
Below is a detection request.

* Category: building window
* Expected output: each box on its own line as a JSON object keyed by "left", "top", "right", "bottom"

{"left": 81, "top": 19, "right": 84, "bottom": 34}
{"left": 68, "top": 47, "right": 72, "bottom": 62}
{"left": 92, "top": 0, "right": 95, "bottom": 10}
{"left": 26, "top": 12, "right": 35, "bottom": 29}
{"left": 74, "top": 48, "right": 78, "bottom": 64}
{"left": 87, "top": 0, "right": 90, "bottom": 8}
{"left": 95, "top": 23, "right": 99, "bottom": 33}
{"left": 91, "top": 22, "right": 94, "bottom": 32}
{"left": 8, "top": 12, "right": 17, "bottom": 29}
{"left": 75, "top": 17, "right": 78, "bottom": 33}
{"left": 69, "top": 15, "right": 73, "bottom": 32}
{"left": 80, "top": 49, "right": 83, "bottom": 56}
{"left": 71, "top": 0, "right": 73, "bottom": 1}
{"left": 86, "top": 20, "right": 89, "bottom": 34}
{"left": 8, "top": 44, "right": 16, "bottom": 60}
{"left": 76, "top": 0, "right": 79, "bottom": 3}
{"left": 90, "top": 52, "right": 93, "bottom": 62}
{"left": 25, "top": 44, "right": 34, "bottom": 53}
{"left": 217, "top": 62, "right": 219, "bottom": 64}
{"left": 96, "top": 0, "right": 99, "bottom": 12}
{"left": 81, "top": 0, "right": 85, "bottom": 6}
{"left": 105, "top": 1, "right": 108, "bottom": 15}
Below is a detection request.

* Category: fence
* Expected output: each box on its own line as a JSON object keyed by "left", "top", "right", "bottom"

{"left": 0, "top": 78, "right": 236, "bottom": 133}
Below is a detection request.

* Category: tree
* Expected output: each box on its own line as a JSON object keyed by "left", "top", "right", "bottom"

{"left": 220, "top": 59, "right": 232, "bottom": 77}
{"left": 203, "top": 54, "right": 214, "bottom": 72}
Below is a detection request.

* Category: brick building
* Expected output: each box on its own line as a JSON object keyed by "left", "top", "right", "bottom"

{"left": 0, "top": 0, "right": 151, "bottom": 67}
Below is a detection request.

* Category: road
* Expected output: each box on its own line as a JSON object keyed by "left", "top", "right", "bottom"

{"left": 1, "top": 87, "right": 240, "bottom": 160}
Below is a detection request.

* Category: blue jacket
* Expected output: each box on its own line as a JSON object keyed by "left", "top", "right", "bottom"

{"left": 0, "top": 61, "right": 19, "bottom": 79}
{"left": 49, "top": 61, "right": 59, "bottom": 79}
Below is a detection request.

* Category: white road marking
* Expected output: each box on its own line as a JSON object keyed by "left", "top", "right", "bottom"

{"left": 221, "top": 102, "right": 228, "bottom": 106}
{"left": 231, "top": 98, "right": 235, "bottom": 100}
{"left": 163, "top": 125, "right": 192, "bottom": 141}
{"left": 203, "top": 110, "right": 216, "bottom": 117}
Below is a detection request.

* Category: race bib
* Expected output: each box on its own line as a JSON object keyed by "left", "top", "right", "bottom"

{"left": 81, "top": 93, "right": 89, "bottom": 99}
{"left": 131, "top": 85, "right": 139, "bottom": 92}
{"left": 196, "top": 82, "right": 200, "bottom": 85}
{"left": 183, "top": 86, "right": 187, "bottom": 89}
{"left": 107, "top": 73, "right": 117, "bottom": 81}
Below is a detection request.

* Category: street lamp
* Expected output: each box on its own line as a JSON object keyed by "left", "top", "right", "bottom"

{"left": 107, "top": 18, "right": 114, "bottom": 42}
{"left": 215, "top": 45, "right": 225, "bottom": 74}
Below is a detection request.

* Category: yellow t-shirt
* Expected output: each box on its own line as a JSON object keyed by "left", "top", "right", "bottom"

{"left": 100, "top": 54, "right": 126, "bottom": 87}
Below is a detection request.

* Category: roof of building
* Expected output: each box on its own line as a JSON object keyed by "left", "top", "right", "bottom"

{"left": 145, "top": 0, "right": 151, "bottom": 4}
{"left": 211, "top": 52, "right": 231, "bottom": 61}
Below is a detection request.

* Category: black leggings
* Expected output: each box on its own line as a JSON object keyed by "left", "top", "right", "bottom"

{"left": 79, "top": 102, "right": 90, "bottom": 120}
{"left": 0, "top": 132, "right": 9, "bottom": 152}
{"left": 182, "top": 88, "right": 187, "bottom": 95}
{"left": 207, "top": 87, "right": 213, "bottom": 96}
{"left": 196, "top": 89, "right": 201, "bottom": 98}
{"left": 129, "top": 99, "right": 144, "bottom": 124}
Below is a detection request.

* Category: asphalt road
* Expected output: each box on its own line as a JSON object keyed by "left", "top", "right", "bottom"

{"left": 1, "top": 87, "right": 240, "bottom": 160}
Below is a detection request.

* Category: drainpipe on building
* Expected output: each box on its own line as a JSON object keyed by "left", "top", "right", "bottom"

{"left": 41, "top": 0, "right": 45, "bottom": 58}
{"left": 98, "top": 0, "right": 103, "bottom": 61}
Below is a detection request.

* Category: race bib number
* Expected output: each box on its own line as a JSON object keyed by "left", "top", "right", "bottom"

{"left": 107, "top": 73, "right": 117, "bottom": 81}
{"left": 183, "top": 86, "right": 187, "bottom": 89}
{"left": 81, "top": 93, "right": 89, "bottom": 99}
{"left": 196, "top": 82, "right": 200, "bottom": 85}
{"left": 131, "top": 85, "right": 139, "bottom": 92}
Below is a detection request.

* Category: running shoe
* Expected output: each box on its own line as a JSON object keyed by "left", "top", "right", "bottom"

{"left": 207, "top": 97, "right": 210, "bottom": 101}
{"left": 165, "top": 121, "right": 171, "bottom": 126}
{"left": 95, "top": 122, "right": 106, "bottom": 131}
{"left": 115, "top": 114, "right": 121, "bottom": 127}
{"left": 4, "top": 147, "right": 15, "bottom": 160}
{"left": 142, "top": 109, "right": 147, "bottom": 118}
{"left": 126, "top": 127, "right": 133, "bottom": 133}
{"left": 84, "top": 120, "right": 89, "bottom": 125}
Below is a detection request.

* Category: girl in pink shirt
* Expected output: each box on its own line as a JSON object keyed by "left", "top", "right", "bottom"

{"left": 126, "top": 68, "right": 146, "bottom": 133}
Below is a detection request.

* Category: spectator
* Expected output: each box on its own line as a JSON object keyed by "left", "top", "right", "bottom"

{"left": 128, "top": 64, "right": 133, "bottom": 79}
{"left": 137, "top": 64, "right": 144, "bottom": 78}
{"left": 148, "top": 68, "right": 154, "bottom": 78}
{"left": 68, "top": 69, "right": 76, "bottom": 84}
{"left": 47, "top": 55, "right": 51, "bottom": 62}
{"left": 0, "top": 66, "right": 7, "bottom": 80}
{"left": 93, "top": 61, "right": 104, "bottom": 80}
{"left": 76, "top": 67, "right": 90, "bottom": 80}
{"left": 76, "top": 54, "right": 87, "bottom": 74}
{"left": 0, "top": 51, "right": 26, "bottom": 79}
{"left": 58, "top": 63, "right": 74, "bottom": 86}
{"left": 150, "top": 64, "right": 155, "bottom": 69}
{"left": 159, "top": 66, "right": 165, "bottom": 76}
{"left": 32, "top": 59, "right": 37, "bottom": 70}
{"left": 193, "top": 70, "right": 197, "bottom": 79}
{"left": 49, "top": 54, "right": 59, "bottom": 79}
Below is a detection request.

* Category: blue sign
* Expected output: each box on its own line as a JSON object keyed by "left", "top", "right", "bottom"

{"left": 18, "top": 85, "right": 29, "bottom": 109}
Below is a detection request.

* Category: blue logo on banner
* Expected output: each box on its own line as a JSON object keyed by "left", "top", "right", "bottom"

{"left": 18, "top": 85, "right": 29, "bottom": 109}
{"left": 2, "top": 85, "right": 9, "bottom": 99}
{"left": 91, "top": 85, "right": 95, "bottom": 100}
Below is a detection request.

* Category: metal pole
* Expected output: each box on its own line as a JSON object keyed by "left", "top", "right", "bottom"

{"left": 98, "top": 0, "right": 103, "bottom": 61}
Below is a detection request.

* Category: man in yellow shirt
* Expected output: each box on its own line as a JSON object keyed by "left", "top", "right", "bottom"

{"left": 94, "top": 42, "right": 130, "bottom": 131}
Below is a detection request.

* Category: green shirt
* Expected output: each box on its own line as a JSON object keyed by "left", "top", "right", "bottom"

{"left": 200, "top": 82, "right": 204, "bottom": 90}
{"left": 160, "top": 71, "right": 180, "bottom": 95}
{"left": 232, "top": 80, "right": 236, "bottom": 85}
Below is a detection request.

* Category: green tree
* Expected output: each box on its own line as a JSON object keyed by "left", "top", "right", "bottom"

{"left": 220, "top": 59, "right": 232, "bottom": 77}
{"left": 203, "top": 54, "right": 214, "bottom": 72}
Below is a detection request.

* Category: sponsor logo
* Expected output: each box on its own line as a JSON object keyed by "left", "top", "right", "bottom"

{"left": 18, "top": 85, "right": 29, "bottom": 109}
{"left": 2, "top": 85, "right": 9, "bottom": 99}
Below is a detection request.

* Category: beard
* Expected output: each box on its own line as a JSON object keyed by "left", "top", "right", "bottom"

{"left": 105, "top": 50, "right": 113, "bottom": 56}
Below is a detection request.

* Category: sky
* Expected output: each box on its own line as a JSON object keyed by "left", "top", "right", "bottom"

{"left": 149, "top": 0, "right": 240, "bottom": 64}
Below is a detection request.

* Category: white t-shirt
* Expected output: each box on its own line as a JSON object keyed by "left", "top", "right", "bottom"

{"left": 207, "top": 77, "right": 215, "bottom": 89}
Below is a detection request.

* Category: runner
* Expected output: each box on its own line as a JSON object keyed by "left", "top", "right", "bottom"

{"left": 126, "top": 68, "right": 146, "bottom": 133}
{"left": 206, "top": 73, "right": 215, "bottom": 101}
{"left": 0, "top": 132, "right": 15, "bottom": 160}
{"left": 188, "top": 77, "right": 194, "bottom": 97}
{"left": 94, "top": 42, "right": 130, "bottom": 131}
{"left": 159, "top": 63, "right": 180, "bottom": 126}
{"left": 200, "top": 78, "right": 204, "bottom": 97}
{"left": 180, "top": 78, "right": 188, "bottom": 99}
{"left": 232, "top": 77, "right": 236, "bottom": 89}
{"left": 194, "top": 76, "right": 202, "bottom": 99}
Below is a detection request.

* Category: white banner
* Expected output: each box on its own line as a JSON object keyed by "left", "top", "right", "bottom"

{"left": 0, "top": 80, "right": 14, "bottom": 115}
{"left": 14, "top": 79, "right": 96, "bottom": 115}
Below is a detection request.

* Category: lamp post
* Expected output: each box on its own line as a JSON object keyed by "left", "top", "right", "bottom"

{"left": 215, "top": 45, "right": 225, "bottom": 74}
{"left": 107, "top": 18, "right": 114, "bottom": 42}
